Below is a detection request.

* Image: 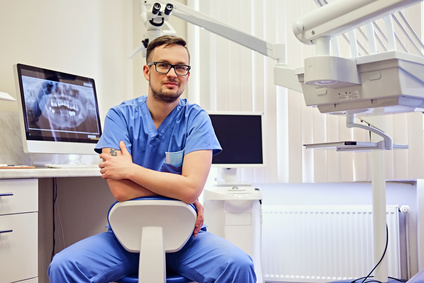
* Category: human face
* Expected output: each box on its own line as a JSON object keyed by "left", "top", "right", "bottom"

{"left": 143, "top": 44, "right": 190, "bottom": 103}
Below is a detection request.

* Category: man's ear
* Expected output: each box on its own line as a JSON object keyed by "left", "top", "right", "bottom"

{"left": 143, "top": 65, "right": 150, "bottom": 81}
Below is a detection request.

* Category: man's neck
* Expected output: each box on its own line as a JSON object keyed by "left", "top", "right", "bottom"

{"left": 146, "top": 95, "right": 179, "bottom": 129}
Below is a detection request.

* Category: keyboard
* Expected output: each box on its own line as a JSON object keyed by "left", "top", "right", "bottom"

{"left": 44, "top": 163, "right": 99, "bottom": 169}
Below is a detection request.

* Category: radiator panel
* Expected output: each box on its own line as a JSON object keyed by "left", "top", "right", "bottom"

{"left": 262, "top": 205, "right": 401, "bottom": 282}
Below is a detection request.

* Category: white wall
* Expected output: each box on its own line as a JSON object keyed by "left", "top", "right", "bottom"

{"left": 0, "top": 0, "right": 133, "bottom": 115}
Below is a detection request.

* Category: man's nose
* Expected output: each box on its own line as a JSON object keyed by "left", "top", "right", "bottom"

{"left": 167, "top": 66, "right": 178, "bottom": 77}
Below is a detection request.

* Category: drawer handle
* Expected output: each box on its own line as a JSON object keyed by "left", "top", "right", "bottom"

{"left": 0, "top": 193, "right": 13, "bottom": 197}
{"left": 0, "top": 229, "right": 13, "bottom": 234}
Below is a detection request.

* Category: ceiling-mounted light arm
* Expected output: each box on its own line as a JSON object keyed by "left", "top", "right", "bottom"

{"left": 165, "top": 0, "right": 285, "bottom": 63}
{"left": 132, "top": 0, "right": 285, "bottom": 64}
{"left": 345, "top": 113, "right": 393, "bottom": 150}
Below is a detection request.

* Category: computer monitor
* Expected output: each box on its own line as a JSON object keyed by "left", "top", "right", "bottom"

{"left": 209, "top": 112, "right": 264, "bottom": 167}
{"left": 208, "top": 112, "right": 264, "bottom": 184}
{"left": 15, "top": 63, "right": 102, "bottom": 165}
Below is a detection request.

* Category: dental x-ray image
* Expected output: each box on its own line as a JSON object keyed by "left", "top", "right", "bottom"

{"left": 24, "top": 77, "right": 96, "bottom": 130}
{"left": 19, "top": 71, "right": 102, "bottom": 142}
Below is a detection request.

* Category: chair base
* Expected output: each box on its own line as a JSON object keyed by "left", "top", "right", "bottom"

{"left": 117, "top": 272, "right": 192, "bottom": 283}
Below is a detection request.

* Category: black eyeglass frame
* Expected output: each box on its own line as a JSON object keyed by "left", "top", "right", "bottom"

{"left": 147, "top": 62, "right": 191, "bottom": 76}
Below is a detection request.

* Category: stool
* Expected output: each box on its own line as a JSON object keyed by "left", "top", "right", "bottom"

{"left": 108, "top": 197, "right": 197, "bottom": 283}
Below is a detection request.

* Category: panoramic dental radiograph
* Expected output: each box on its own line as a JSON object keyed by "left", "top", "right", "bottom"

{"left": 23, "top": 78, "right": 98, "bottom": 137}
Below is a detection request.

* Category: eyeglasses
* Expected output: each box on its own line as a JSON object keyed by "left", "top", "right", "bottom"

{"left": 148, "top": 62, "right": 191, "bottom": 76}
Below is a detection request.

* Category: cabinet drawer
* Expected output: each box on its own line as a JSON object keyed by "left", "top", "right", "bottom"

{"left": 0, "top": 212, "right": 38, "bottom": 282}
{"left": 0, "top": 179, "right": 38, "bottom": 214}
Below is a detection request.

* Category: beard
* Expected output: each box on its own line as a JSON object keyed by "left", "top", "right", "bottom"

{"left": 150, "top": 80, "right": 182, "bottom": 103}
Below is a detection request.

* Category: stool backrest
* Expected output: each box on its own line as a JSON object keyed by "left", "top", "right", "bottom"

{"left": 108, "top": 198, "right": 197, "bottom": 283}
{"left": 108, "top": 198, "right": 197, "bottom": 253}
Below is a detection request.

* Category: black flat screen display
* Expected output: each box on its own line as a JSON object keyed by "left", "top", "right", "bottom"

{"left": 209, "top": 113, "right": 263, "bottom": 166}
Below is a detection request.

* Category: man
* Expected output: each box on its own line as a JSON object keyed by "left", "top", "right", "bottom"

{"left": 48, "top": 35, "right": 257, "bottom": 283}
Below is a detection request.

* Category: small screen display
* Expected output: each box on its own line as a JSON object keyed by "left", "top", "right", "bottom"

{"left": 209, "top": 114, "right": 263, "bottom": 165}
{"left": 16, "top": 64, "right": 102, "bottom": 143}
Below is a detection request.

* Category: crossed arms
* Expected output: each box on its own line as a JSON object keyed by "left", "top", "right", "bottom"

{"left": 99, "top": 141, "right": 213, "bottom": 237}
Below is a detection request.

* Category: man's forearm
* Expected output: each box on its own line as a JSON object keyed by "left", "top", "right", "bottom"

{"left": 107, "top": 178, "right": 158, "bottom": 202}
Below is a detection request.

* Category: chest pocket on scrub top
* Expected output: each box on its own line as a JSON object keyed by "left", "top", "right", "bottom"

{"left": 160, "top": 149, "right": 184, "bottom": 174}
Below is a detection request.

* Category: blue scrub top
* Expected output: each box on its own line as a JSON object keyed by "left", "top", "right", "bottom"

{"left": 95, "top": 96, "right": 221, "bottom": 175}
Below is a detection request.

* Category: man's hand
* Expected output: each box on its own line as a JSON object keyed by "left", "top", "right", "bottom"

{"left": 99, "top": 141, "right": 134, "bottom": 180}
{"left": 193, "top": 200, "right": 204, "bottom": 237}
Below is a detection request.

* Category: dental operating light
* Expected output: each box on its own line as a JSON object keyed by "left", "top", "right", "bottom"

{"left": 129, "top": 1, "right": 176, "bottom": 59}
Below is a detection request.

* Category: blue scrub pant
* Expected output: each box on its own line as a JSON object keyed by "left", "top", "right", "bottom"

{"left": 48, "top": 228, "right": 257, "bottom": 283}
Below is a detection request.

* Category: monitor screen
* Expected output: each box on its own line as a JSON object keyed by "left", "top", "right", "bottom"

{"left": 15, "top": 63, "right": 102, "bottom": 156}
{"left": 209, "top": 112, "right": 264, "bottom": 167}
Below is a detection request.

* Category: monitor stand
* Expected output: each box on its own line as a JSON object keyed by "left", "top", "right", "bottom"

{"left": 215, "top": 168, "right": 253, "bottom": 189}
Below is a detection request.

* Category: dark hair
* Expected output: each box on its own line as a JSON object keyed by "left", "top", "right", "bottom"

{"left": 146, "top": 35, "right": 190, "bottom": 64}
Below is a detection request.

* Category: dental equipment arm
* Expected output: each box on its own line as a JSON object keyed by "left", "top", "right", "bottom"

{"left": 132, "top": 0, "right": 285, "bottom": 63}
{"left": 165, "top": 0, "right": 284, "bottom": 62}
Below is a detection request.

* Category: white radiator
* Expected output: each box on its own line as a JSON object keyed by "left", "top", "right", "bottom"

{"left": 262, "top": 205, "right": 401, "bottom": 282}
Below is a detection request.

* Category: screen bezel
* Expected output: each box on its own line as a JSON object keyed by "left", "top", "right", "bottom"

{"left": 208, "top": 111, "right": 265, "bottom": 168}
{"left": 15, "top": 63, "right": 102, "bottom": 155}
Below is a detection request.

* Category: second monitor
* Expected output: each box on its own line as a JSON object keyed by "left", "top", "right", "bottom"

{"left": 208, "top": 112, "right": 264, "bottom": 185}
